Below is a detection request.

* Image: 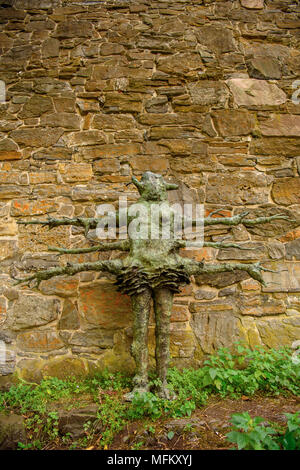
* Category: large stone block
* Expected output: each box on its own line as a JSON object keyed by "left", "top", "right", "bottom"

{"left": 10, "top": 199, "right": 58, "bottom": 217}
{"left": 78, "top": 282, "right": 132, "bottom": 329}
{"left": 212, "top": 110, "right": 255, "bottom": 136}
{"left": 226, "top": 79, "right": 286, "bottom": 107}
{"left": 259, "top": 115, "right": 300, "bottom": 137}
{"left": 54, "top": 21, "right": 93, "bottom": 39}
{"left": 10, "top": 128, "right": 64, "bottom": 147}
{"left": 206, "top": 172, "right": 271, "bottom": 205}
{"left": 39, "top": 276, "right": 79, "bottom": 298}
{"left": 250, "top": 137, "right": 300, "bottom": 156}
{"left": 10, "top": 294, "right": 60, "bottom": 331}
{"left": 286, "top": 239, "right": 300, "bottom": 260}
{"left": 262, "top": 261, "right": 300, "bottom": 292}
{"left": 58, "top": 163, "right": 93, "bottom": 182}
{"left": 103, "top": 92, "right": 143, "bottom": 113}
{"left": 247, "top": 57, "right": 281, "bottom": 79}
{"left": 41, "top": 113, "right": 81, "bottom": 130}
{"left": 157, "top": 53, "right": 202, "bottom": 76}
{"left": 67, "top": 329, "right": 115, "bottom": 349}
{"left": 66, "top": 131, "right": 106, "bottom": 147}
{"left": 58, "top": 299, "right": 80, "bottom": 330}
{"left": 191, "top": 311, "right": 246, "bottom": 354}
{"left": 188, "top": 81, "right": 229, "bottom": 107}
{"left": 19, "top": 95, "right": 53, "bottom": 119}
{"left": 16, "top": 330, "right": 64, "bottom": 352}
{"left": 255, "top": 315, "right": 300, "bottom": 349}
{"left": 0, "top": 240, "right": 18, "bottom": 262}
{"left": 272, "top": 178, "right": 300, "bottom": 205}
{"left": 197, "top": 25, "right": 236, "bottom": 54}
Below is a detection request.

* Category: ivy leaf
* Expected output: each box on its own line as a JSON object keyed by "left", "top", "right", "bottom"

{"left": 167, "top": 431, "right": 175, "bottom": 440}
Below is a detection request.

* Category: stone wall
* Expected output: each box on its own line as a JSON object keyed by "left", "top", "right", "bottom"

{"left": 0, "top": 0, "right": 300, "bottom": 382}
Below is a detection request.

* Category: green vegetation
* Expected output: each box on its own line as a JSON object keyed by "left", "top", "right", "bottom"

{"left": 0, "top": 344, "right": 299, "bottom": 449}
{"left": 226, "top": 411, "right": 300, "bottom": 450}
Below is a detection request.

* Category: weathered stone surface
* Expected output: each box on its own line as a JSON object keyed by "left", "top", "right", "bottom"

{"left": 10, "top": 199, "right": 57, "bottom": 217}
{"left": 11, "top": 294, "right": 60, "bottom": 331}
{"left": 0, "top": 185, "right": 30, "bottom": 200}
{"left": 227, "top": 79, "right": 286, "bottom": 107}
{"left": 0, "top": 413, "right": 26, "bottom": 450}
{"left": 129, "top": 156, "right": 169, "bottom": 173}
{"left": 42, "top": 38, "right": 60, "bottom": 58}
{"left": 188, "top": 81, "right": 229, "bottom": 107}
{"left": 41, "top": 113, "right": 81, "bottom": 130}
{"left": 54, "top": 21, "right": 92, "bottom": 39}
{"left": 241, "top": 0, "right": 264, "bottom": 8}
{"left": 39, "top": 276, "right": 79, "bottom": 297}
{"left": 103, "top": 92, "right": 143, "bottom": 113}
{"left": 58, "top": 163, "right": 93, "bottom": 183}
{"left": 196, "top": 26, "right": 236, "bottom": 54}
{"left": 247, "top": 57, "right": 281, "bottom": 79}
{"left": 0, "top": 240, "right": 18, "bottom": 261}
{"left": 262, "top": 261, "right": 300, "bottom": 293}
{"left": 19, "top": 95, "right": 54, "bottom": 119}
{"left": 10, "top": 128, "right": 64, "bottom": 147}
{"left": 0, "top": 218, "right": 17, "bottom": 236}
{"left": 79, "top": 282, "right": 132, "bottom": 329}
{"left": 0, "top": 138, "right": 18, "bottom": 152}
{"left": 256, "top": 316, "right": 300, "bottom": 349}
{"left": 58, "top": 300, "right": 80, "bottom": 330}
{"left": 212, "top": 110, "right": 255, "bottom": 136}
{"left": 206, "top": 172, "right": 271, "bottom": 205}
{"left": 217, "top": 242, "right": 266, "bottom": 260}
{"left": 40, "top": 356, "right": 87, "bottom": 380}
{"left": 272, "top": 178, "right": 300, "bottom": 205}
{"left": 194, "top": 288, "right": 217, "bottom": 300}
{"left": 239, "top": 295, "right": 286, "bottom": 316}
{"left": 92, "top": 113, "right": 136, "bottom": 130}
{"left": 81, "top": 143, "right": 141, "bottom": 160}
{"left": 58, "top": 405, "right": 101, "bottom": 439}
{"left": 67, "top": 131, "right": 106, "bottom": 147}
{"left": 93, "top": 159, "right": 120, "bottom": 174}
{"left": 191, "top": 311, "right": 246, "bottom": 354}
{"left": 286, "top": 239, "right": 300, "bottom": 260}
{"left": 195, "top": 270, "right": 248, "bottom": 288}
{"left": 259, "top": 115, "right": 300, "bottom": 137}
{"left": 157, "top": 53, "right": 202, "bottom": 76}
{"left": 250, "top": 137, "right": 300, "bottom": 156}
{"left": 160, "top": 139, "right": 207, "bottom": 157}
{"left": 0, "top": 151, "right": 21, "bottom": 161}
{"left": 171, "top": 304, "right": 189, "bottom": 322}
{"left": 16, "top": 330, "right": 64, "bottom": 352}
{"left": 68, "top": 329, "right": 115, "bottom": 349}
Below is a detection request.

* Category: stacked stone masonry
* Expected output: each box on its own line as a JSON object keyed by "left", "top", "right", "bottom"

{"left": 0, "top": 0, "right": 299, "bottom": 381}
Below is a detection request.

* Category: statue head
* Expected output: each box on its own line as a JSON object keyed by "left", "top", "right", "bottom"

{"left": 131, "top": 171, "right": 178, "bottom": 201}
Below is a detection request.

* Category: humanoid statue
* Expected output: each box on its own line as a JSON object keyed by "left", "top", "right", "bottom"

{"left": 16, "top": 171, "right": 289, "bottom": 399}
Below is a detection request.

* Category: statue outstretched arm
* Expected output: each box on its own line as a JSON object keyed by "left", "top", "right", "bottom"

{"left": 48, "top": 240, "right": 130, "bottom": 255}
{"left": 191, "top": 210, "right": 294, "bottom": 227}
{"left": 17, "top": 211, "right": 132, "bottom": 236}
{"left": 13, "top": 259, "right": 123, "bottom": 288}
{"left": 181, "top": 258, "right": 276, "bottom": 286}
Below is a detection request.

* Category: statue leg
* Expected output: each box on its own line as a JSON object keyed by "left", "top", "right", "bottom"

{"left": 125, "top": 287, "right": 152, "bottom": 400}
{"left": 153, "top": 287, "right": 175, "bottom": 400}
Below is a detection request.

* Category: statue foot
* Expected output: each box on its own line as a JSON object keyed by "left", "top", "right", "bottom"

{"left": 156, "top": 385, "right": 177, "bottom": 400}
{"left": 124, "top": 384, "right": 150, "bottom": 402}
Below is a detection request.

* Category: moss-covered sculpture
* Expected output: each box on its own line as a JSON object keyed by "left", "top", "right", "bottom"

{"left": 15, "top": 171, "right": 290, "bottom": 400}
